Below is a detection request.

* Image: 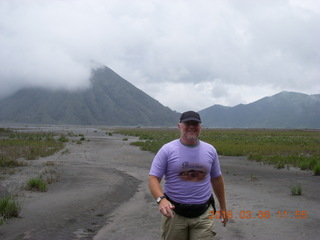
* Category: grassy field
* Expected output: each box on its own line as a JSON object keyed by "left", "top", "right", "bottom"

{"left": 116, "top": 128, "right": 320, "bottom": 175}
{"left": 0, "top": 128, "right": 64, "bottom": 169}
{"left": 0, "top": 127, "right": 67, "bottom": 224}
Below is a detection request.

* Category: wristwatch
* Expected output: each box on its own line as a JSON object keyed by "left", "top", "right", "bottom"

{"left": 156, "top": 195, "right": 167, "bottom": 204}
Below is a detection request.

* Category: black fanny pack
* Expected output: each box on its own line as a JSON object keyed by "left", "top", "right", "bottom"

{"left": 165, "top": 194, "right": 216, "bottom": 218}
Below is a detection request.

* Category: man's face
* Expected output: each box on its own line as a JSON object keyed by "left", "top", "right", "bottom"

{"left": 178, "top": 120, "right": 201, "bottom": 145}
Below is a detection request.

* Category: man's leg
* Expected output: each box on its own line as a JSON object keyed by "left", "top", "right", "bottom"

{"left": 189, "top": 206, "right": 216, "bottom": 240}
{"left": 161, "top": 214, "right": 189, "bottom": 240}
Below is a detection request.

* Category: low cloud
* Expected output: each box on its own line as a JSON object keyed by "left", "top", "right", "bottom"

{"left": 0, "top": 0, "right": 319, "bottom": 111}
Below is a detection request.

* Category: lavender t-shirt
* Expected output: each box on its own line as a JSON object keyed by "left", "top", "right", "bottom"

{"left": 149, "top": 139, "right": 221, "bottom": 204}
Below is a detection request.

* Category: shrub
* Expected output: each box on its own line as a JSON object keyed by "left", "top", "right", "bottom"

{"left": 58, "top": 136, "right": 69, "bottom": 142}
{"left": 27, "top": 178, "right": 47, "bottom": 192}
{"left": 275, "top": 161, "right": 285, "bottom": 169}
{"left": 67, "top": 131, "right": 76, "bottom": 137}
{"left": 250, "top": 174, "right": 258, "bottom": 182}
{"left": 308, "top": 158, "right": 318, "bottom": 170}
{"left": 0, "top": 157, "right": 25, "bottom": 168}
{"left": 312, "top": 163, "right": 320, "bottom": 175}
{"left": 290, "top": 183, "right": 302, "bottom": 196}
{"left": 0, "top": 195, "right": 21, "bottom": 224}
{"left": 61, "top": 148, "right": 70, "bottom": 155}
{"left": 299, "top": 160, "right": 309, "bottom": 170}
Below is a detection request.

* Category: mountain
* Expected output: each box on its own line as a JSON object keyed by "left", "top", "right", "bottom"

{"left": 199, "top": 91, "right": 320, "bottom": 128}
{"left": 0, "top": 66, "right": 179, "bottom": 126}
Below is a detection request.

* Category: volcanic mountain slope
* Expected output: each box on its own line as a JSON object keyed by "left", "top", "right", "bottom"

{"left": 200, "top": 91, "right": 320, "bottom": 128}
{"left": 0, "top": 66, "right": 179, "bottom": 126}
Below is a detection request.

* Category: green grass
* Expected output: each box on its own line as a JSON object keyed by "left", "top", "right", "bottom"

{"left": 0, "top": 195, "right": 21, "bottom": 224}
{"left": 0, "top": 128, "right": 64, "bottom": 166}
{"left": 26, "top": 177, "right": 48, "bottom": 192}
{"left": 312, "top": 163, "right": 320, "bottom": 175}
{"left": 290, "top": 183, "right": 302, "bottom": 196}
{"left": 0, "top": 157, "right": 26, "bottom": 168}
{"left": 116, "top": 128, "right": 320, "bottom": 175}
{"left": 58, "top": 135, "right": 69, "bottom": 142}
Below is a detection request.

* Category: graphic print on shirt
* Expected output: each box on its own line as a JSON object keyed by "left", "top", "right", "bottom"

{"left": 179, "top": 161, "right": 207, "bottom": 182}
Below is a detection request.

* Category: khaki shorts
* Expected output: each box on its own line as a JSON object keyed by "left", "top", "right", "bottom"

{"left": 161, "top": 206, "right": 216, "bottom": 240}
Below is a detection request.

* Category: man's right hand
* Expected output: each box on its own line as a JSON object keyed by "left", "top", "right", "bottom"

{"left": 159, "top": 198, "right": 175, "bottom": 218}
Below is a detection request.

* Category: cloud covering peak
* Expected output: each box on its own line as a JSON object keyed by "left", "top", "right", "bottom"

{"left": 1, "top": 0, "right": 319, "bottom": 111}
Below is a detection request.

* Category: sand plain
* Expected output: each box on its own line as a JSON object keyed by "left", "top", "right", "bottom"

{"left": 0, "top": 126, "right": 319, "bottom": 240}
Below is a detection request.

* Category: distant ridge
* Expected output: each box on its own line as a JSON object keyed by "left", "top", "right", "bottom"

{"left": 1, "top": 67, "right": 319, "bottom": 128}
{"left": 0, "top": 66, "right": 179, "bottom": 126}
{"left": 199, "top": 91, "right": 320, "bottom": 129}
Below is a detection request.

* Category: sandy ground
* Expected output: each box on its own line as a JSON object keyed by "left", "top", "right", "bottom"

{"left": 0, "top": 126, "right": 319, "bottom": 240}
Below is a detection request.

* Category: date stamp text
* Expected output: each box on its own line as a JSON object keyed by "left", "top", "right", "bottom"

{"left": 209, "top": 210, "right": 308, "bottom": 220}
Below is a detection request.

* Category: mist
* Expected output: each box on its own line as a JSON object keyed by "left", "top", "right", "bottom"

{"left": 1, "top": 0, "right": 319, "bottom": 111}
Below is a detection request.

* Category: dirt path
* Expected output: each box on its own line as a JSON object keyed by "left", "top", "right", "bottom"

{"left": 94, "top": 156, "right": 320, "bottom": 240}
{"left": 1, "top": 126, "right": 319, "bottom": 240}
{"left": 0, "top": 126, "right": 145, "bottom": 239}
{"left": 214, "top": 156, "right": 320, "bottom": 239}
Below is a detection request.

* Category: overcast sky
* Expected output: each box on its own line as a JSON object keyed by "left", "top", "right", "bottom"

{"left": 1, "top": 0, "right": 319, "bottom": 112}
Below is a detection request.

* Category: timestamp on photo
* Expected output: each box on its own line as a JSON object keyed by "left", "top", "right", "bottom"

{"left": 208, "top": 210, "right": 308, "bottom": 220}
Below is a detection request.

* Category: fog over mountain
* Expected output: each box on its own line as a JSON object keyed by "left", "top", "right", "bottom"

{"left": 1, "top": 0, "right": 319, "bottom": 112}
{"left": 0, "top": 66, "right": 179, "bottom": 126}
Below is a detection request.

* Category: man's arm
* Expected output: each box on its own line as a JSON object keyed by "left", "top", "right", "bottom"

{"left": 211, "top": 175, "right": 228, "bottom": 226}
{"left": 148, "top": 175, "right": 175, "bottom": 218}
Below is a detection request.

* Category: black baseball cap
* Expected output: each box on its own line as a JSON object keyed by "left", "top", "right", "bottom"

{"left": 180, "top": 111, "right": 202, "bottom": 123}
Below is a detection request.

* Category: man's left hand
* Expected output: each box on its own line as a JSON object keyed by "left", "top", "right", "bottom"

{"left": 220, "top": 209, "right": 228, "bottom": 227}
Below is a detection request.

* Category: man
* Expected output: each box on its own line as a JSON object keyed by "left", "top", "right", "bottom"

{"left": 149, "top": 111, "right": 228, "bottom": 240}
